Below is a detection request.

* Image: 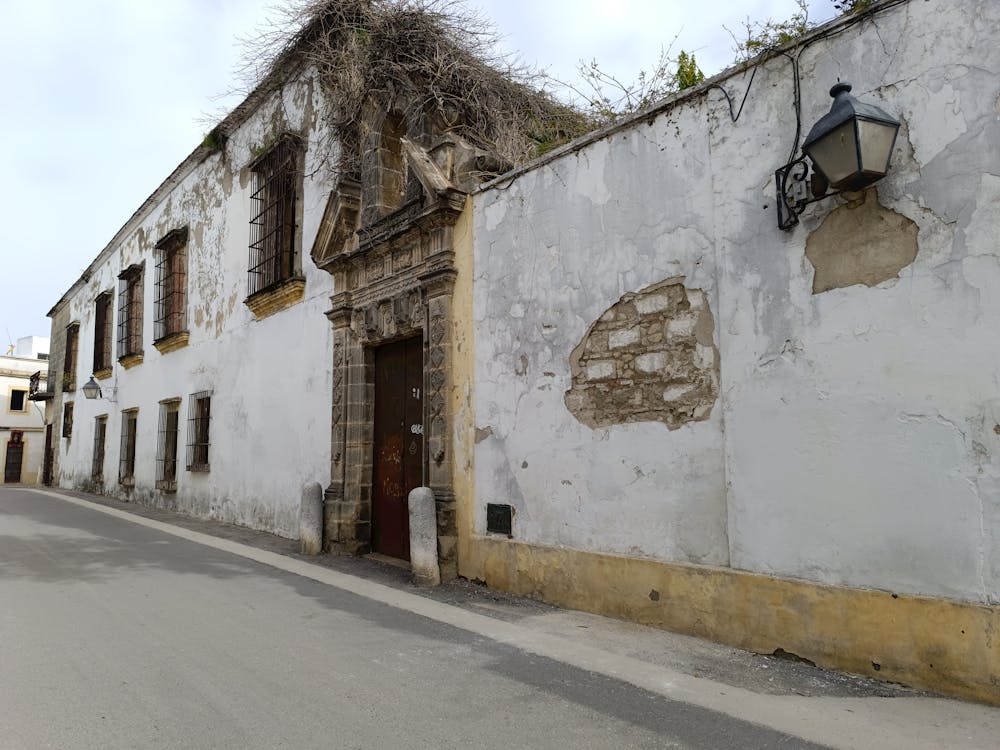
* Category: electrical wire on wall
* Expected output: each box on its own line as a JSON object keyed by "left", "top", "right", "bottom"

{"left": 710, "top": 0, "right": 909, "bottom": 159}
{"left": 782, "top": 0, "right": 909, "bottom": 159}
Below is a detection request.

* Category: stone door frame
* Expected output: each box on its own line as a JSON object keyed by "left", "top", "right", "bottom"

{"left": 321, "top": 208, "right": 460, "bottom": 577}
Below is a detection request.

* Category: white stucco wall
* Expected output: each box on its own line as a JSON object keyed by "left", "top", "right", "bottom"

{"left": 1, "top": 356, "right": 47, "bottom": 484}
{"left": 473, "top": 102, "right": 729, "bottom": 566}
{"left": 472, "top": 0, "right": 1000, "bottom": 603}
{"left": 53, "top": 71, "right": 335, "bottom": 537}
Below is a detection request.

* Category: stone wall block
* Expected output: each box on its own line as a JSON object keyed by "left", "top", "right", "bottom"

{"left": 408, "top": 486, "right": 441, "bottom": 586}
{"left": 565, "top": 278, "right": 719, "bottom": 430}
{"left": 299, "top": 482, "right": 323, "bottom": 555}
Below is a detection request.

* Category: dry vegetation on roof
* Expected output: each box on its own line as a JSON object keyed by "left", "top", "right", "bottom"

{"left": 238, "top": 0, "right": 593, "bottom": 171}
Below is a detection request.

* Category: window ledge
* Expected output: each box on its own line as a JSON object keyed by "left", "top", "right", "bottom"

{"left": 154, "top": 331, "right": 190, "bottom": 355}
{"left": 119, "top": 476, "right": 135, "bottom": 488}
{"left": 187, "top": 464, "right": 211, "bottom": 473}
{"left": 245, "top": 277, "right": 305, "bottom": 320}
{"left": 156, "top": 480, "right": 177, "bottom": 493}
{"left": 93, "top": 368, "right": 113, "bottom": 381}
{"left": 119, "top": 353, "right": 144, "bottom": 369}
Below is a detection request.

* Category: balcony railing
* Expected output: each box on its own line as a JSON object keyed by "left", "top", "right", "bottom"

{"left": 28, "top": 370, "right": 53, "bottom": 401}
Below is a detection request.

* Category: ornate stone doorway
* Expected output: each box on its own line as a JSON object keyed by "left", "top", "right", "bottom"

{"left": 315, "top": 203, "right": 462, "bottom": 579}
{"left": 311, "top": 122, "right": 473, "bottom": 578}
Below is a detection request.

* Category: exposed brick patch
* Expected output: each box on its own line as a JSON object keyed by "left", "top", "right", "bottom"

{"left": 564, "top": 278, "right": 719, "bottom": 430}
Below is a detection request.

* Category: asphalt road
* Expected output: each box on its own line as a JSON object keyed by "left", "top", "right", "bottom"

{"left": 0, "top": 486, "right": 827, "bottom": 750}
{"left": 2, "top": 487, "right": 997, "bottom": 750}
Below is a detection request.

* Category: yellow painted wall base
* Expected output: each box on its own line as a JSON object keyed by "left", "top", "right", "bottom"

{"left": 462, "top": 536, "right": 1000, "bottom": 705}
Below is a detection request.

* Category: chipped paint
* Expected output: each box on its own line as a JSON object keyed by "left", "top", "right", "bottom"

{"left": 805, "top": 192, "right": 918, "bottom": 293}
{"left": 45, "top": 72, "right": 336, "bottom": 538}
{"left": 464, "top": 0, "right": 1000, "bottom": 703}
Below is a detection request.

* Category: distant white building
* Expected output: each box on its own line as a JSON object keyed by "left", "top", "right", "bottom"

{"left": 2, "top": 336, "right": 49, "bottom": 484}
{"left": 14, "top": 336, "right": 50, "bottom": 360}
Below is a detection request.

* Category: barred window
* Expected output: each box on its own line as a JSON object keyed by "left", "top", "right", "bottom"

{"left": 187, "top": 391, "right": 211, "bottom": 471}
{"left": 62, "top": 402, "right": 74, "bottom": 439}
{"left": 154, "top": 228, "right": 188, "bottom": 341}
{"left": 117, "top": 264, "right": 144, "bottom": 360}
{"left": 119, "top": 409, "right": 138, "bottom": 485}
{"left": 93, "top": 292, "right": 113, "bottom": 373}
{"left": 91, "top": 415, "right": 107, "bottom": 481}
{"left": 156, "top": 399, "right": 181, "bottom": 491}
{"left": 248, "top": 136, "right": 300, "bottom": 296}
{"left": 63, "top": 323, "right": 79, "bottom": 391}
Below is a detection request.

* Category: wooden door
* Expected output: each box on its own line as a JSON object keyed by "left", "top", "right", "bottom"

{"left": 5, "top": 433, "right": 24, "bottom": 483}
{"left": 42, "top": 424, "right": 53, "bottom": 485}
{"left": 372, "top": 337, "right": 423, "bottom": 560}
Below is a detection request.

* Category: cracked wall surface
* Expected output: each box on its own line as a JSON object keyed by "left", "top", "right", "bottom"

{"left": 471, "top": 0, "right": 1000, "bottom": 605}
{"left": 470, "top": 96, "right": 729, "bottom": 567}
{"left": 565, "top": 279, "right": 719, "bottom": 430}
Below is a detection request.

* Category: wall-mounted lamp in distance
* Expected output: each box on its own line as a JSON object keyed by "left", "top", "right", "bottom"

{"left": 82, "top": 376, "right": 117, "bottom": 402}
{"left": 776, "top": 83, "right": 900, "bottom": 230}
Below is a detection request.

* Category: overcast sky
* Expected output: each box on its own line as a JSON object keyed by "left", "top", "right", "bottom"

{"left": 0, "top": 0, "right": 840, "bottom": 346}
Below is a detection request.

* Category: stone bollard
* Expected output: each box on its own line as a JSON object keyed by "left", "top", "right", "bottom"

{"left": 407, "top": 487, "right": 440, "bottom": 586}
{"left": 299, "top": 482, "right": 324, "bottom": 555}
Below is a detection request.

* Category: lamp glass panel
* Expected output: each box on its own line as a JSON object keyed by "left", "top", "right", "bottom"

{"left": 806, "top": 120, "right": 859, "bottom": 187}
{"left": 857, "top": 119, "right": 897, "bottom": 175}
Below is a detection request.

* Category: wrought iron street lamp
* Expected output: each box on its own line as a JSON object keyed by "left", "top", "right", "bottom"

{"left": 82, "top": 376, "right": 116, "bottom": 402}
{"left": 776, "top": 82, "right": 901, "bottom": 230}
{"left": 82, "top": 376, "right": 101, "bottom": 399}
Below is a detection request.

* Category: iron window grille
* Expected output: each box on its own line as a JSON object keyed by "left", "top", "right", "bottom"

{"left": 156, "top": 399, "right": 181, "bottom": 491}
{"left": 62, "top": 402, "right": 74, "bottom": 439}
{"left": 93, "top": 292, "right": 113, "bottom": 372}
{"left": 91, "top": 416, "right": 107, "bottom": 480}
{"left": 187, "top": 391, "right": 211, "bottom": 471}
{"left": 64, "top": 323, "right": 79, "bottom": 390}
{"left": 154, "top": 228, "right": 188, "bottom": 341}
{"left": 117, "top": 264, "right": 144, "bottom": 359}
{"left": 119, "top": 409, "right": 138, "bottom": 484}
{"left": 248, "top": 136, "right": 301, "bottom": 296}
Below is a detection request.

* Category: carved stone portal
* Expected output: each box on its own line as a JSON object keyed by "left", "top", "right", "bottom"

{"left": 317, "top": 133, "right": 465, "bottom": 579}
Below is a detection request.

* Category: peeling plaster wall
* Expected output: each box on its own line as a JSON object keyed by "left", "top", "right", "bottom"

{"left": 472, "top": 101, "right": 729, "bottom": 566}
{"left": 472, "top": 0, "right": 1000, "bottom": 603}
{"left": 55, "top": 71, "right": 334, "bottom": 537}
